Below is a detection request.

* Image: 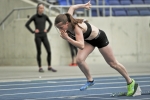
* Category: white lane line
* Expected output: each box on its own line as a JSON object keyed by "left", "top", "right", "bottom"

{"left": 82, "top": 97, "right": 117, "bottom": 100}
{"left": 117, "top": 98, "right": 150, "bottom": 100}
{"left": 139, "top": 98, "right": 150, "bottom": 100}
{"left": 0, "top": 85, "right": 150, "bottom": 97}
{"left": 83, "top": 96, "right": 150, "bottom": 100}
{"left": 0, "top": 76, "right": 150, "bottom": 87}
{"left": 24, "top": 91, "right": 150, "bottom": 100}
{"left": 0, "top": 80, "right": 150, "bottom": 91}
{"left": 0, "top": 88, "right": 79, "bottom": 97}
{"left": 24, "top": 93, "right": 113, "bottom": 100}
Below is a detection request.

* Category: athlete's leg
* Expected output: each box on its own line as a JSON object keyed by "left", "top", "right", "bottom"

{"left": 98, "top": 44, "right": 132, "bottom": 84}
{"left": 99, "top": 44, "right": 136, "bottom": 96}
{"left": 76, "top": 42, "right": 95, "bottom": 81}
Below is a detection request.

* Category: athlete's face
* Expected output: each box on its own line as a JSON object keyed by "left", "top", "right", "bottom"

{"left": 38, "top": 4, "right": 44, "bottom": 14}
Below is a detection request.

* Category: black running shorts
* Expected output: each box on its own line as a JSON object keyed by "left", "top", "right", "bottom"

{"left": 85, "top": 30, "right": 109, "bottom": 48}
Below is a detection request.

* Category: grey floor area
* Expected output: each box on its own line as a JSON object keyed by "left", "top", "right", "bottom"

{"left": 0, "top": 62, "right": 149, "bottom": 82}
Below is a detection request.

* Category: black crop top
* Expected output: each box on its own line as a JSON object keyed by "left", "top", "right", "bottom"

{"left": 67, "top": 22, "right": 92, "bottom": 40}
{"left": 83, "top": 22, "right": 92, "bottom": 39}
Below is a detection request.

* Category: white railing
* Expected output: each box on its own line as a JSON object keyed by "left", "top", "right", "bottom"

{"left": 0, "top": 7, "right": 36, "bottom": 30}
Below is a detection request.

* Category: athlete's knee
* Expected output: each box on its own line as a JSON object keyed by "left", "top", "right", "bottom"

{"left": 76, "top": 57, "right": 84, "bottom": 65}
{"left": 108, "top": 61, "right": 119, "bottom": 69}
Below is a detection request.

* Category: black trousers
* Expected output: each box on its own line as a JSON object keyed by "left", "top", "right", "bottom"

{"left": 68, "top": 43, "right": 77, "bottom": 61}
{"left": 34, "top": 33, "right": 51, "bottom": 67}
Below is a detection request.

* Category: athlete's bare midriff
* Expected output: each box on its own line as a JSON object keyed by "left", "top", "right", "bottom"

{"left": 78, "top": 22, "right": 99, "bottom": 40}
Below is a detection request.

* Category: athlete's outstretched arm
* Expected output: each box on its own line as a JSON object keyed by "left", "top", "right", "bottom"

{"left": 67, "top": 1, "right": 91, "bottom": 16}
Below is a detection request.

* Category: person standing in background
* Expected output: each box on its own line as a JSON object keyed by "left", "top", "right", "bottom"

{"left": 25, "top": 3, "right": 57, "bottom": 73}
{"left": 68, "top": 42, "right": 78, "bottom": 66}
{"left": 68, "top": 11, "right": 78, "bottom": 66}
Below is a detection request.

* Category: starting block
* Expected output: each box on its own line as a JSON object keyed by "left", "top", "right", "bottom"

{"left": 110, "top": 83, "right": 150, "bottom": 97}
{"left": 132, "top": 83, "right": 141, "bottom": 96}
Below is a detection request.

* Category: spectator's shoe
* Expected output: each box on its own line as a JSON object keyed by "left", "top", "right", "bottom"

{"left": 48, "top": 67, "right": 57, "bottom": 72}
{"left": 69, "top": 63, "right": 77, "bottom": 66}
{"left": 39, "top": 68, "right": 44, "bottom": 73}
{"left": 73, "top": 63, "right": 78, "bottom": 66}
{"left": 80, "top": 80, "right": 95, "bottom": 91}
{"left": 69, "top": 63, "right": 74, "bottom": 66}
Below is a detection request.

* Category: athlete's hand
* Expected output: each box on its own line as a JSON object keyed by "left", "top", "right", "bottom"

{"left": 84, "top": 1, "right": 91, "bottom": 10}
{"left": 44, "top": 29, "right": 47, "bottom": 33}
{"left": 35, "top": 29, "right": 39, "bottom": 33}
{"left": 59, "top": 30, "right": 69, "bottom": 40}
